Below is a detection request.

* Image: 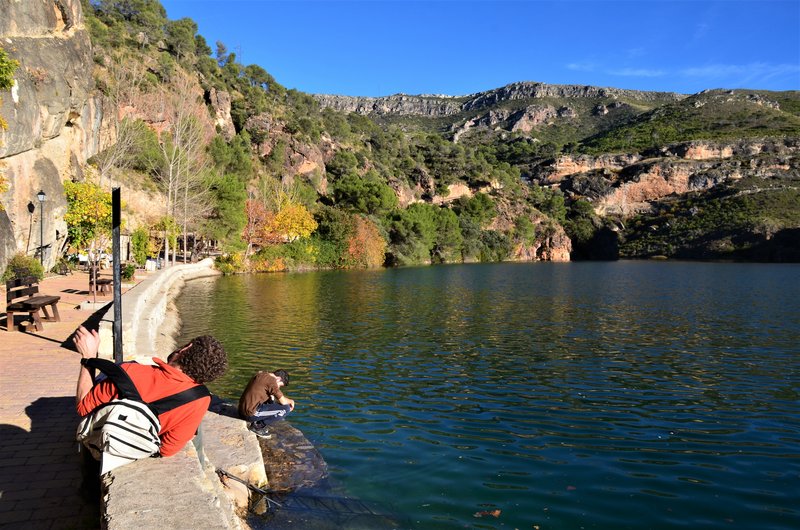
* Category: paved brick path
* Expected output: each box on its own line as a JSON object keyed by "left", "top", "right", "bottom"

{"left": 0, "top": 272, "right": 137, "bottom": 529}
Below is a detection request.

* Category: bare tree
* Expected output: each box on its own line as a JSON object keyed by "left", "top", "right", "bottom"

{"left": 258, "top": 173, "right": 305, "bottom": 214}
{"left": 153, "top": 70, "right": 214, "bottom": 266}
{"left": 94, "top": 55, "right": 149, "bottom": 187}
{"left": 178, "top": 164, "right": 215, "bottom": 262}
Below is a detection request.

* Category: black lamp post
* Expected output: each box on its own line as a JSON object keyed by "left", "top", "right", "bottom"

{"left": 37, "top": 190, "right": 46, "bottom": 266}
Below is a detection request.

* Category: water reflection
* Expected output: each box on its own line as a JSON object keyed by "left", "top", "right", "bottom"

{"left": 175, "top": 262, "right": 800, "bottom": 530}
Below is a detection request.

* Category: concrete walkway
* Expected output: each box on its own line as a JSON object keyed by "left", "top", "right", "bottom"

{"left": 0, "top": 271, "right": 141, "bottom": 529}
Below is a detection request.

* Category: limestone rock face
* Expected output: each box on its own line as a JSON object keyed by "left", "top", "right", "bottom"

{"left": 536, "top": 226, "right": 572, "bottom": 262}
{"left": 543, "top": 153, "right": 642, "bottom": 184}
{"left": 314, "top": 81, "right": 685, "bottom": 118}
{"left": 249, "top": 115, "right": 334, "bottom": 195}
{"left": 538, "top": 138, "right": 800, "bottom": 218}
{"left": 431, "top": 182, "right": 473, "bottom": 205}
{"left": 509, "top": 222, "right": 572, "bottom": 262}
{"left": 510, "top": 105, "right": 559, "bottom": 132}
{"left": 314, "top": 93, "right": 461, "bottom": 117}
{"left": 0, "top": 0, "right": 82, "bottom": 36}
{"left": 0, "top": 0, "right": 100, "bottom": 270}
{"left": 0, "top": 17, "right": 95, "bottom": 156}
{"left": 459, "top": 82, "right": 684, "bottom": 113}
{"left": 452, "top": 103, "right": 580, "bottom": 140}
{"left": 392, "top": 179, "right": 423, "bottom": 207}
{"left": 594, "top": 160, "right": 717, "bottom": 216}
{"left": 451, "top": 109, "right": 512, "bottom": 140}
{"left": 208, "top": 88, "right": 235, "bottom": 141}
{"left": 665, "top": 138, "right": 797, "bottom": 160}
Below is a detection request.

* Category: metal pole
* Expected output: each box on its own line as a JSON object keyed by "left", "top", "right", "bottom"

{"left": 39, "top": 204, "right": 43, "bottom": 267}
{"left": 112, "top": 188, "right": 122, "bottom": 363}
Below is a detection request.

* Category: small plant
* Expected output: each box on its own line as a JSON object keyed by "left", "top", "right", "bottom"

{"left": 27, "top": 66, "right": 49, "bottom": 87}
{"left": 121, "top": 263, "right": 136, "bottom": 281}
{"left": 130, "top": 227, "right": 150, "bottom": 265}
{"left": 214, "top": 253, "right": 244, "bottom": 275}
{"left": 51, "top": 257, "right": 74, "bottom": 275}
{"left": 2, "top": 253, "right": 45, "bottom": 282}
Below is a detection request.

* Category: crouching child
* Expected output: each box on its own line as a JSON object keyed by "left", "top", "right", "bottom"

{"left": 238, "top": 369, "right": 295, "bottom": 438}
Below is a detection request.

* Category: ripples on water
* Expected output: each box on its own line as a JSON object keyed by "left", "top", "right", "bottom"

{"left": 174, "top": 261, "right": 800, "bottom": 529}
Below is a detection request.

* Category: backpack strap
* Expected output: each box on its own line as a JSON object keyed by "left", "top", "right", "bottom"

{"left": 81, "top": 357, "right": 210, "bottom": 416}
{"left": 81, "top": 358, "right": 143, "bottom": 402}
{"left": 149, "top": 385, "right": 211, "bottom": 416}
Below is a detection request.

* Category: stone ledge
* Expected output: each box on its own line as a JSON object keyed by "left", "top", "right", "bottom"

{"left": 102, "top": 408, "right": 266, "bottom": 530}
{"left": 102, "top": 433, "right": 240, "bottom": 530}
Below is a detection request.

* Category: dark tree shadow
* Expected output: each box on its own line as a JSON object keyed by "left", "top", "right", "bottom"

{"left": 0, "top": 397, "right": 100, "bottom": 529}
{"left": 59, "top": 302, "right": 112, "bottom": 352}
{"left": 0, "top": 304, "right": 114, "bottom": 527}
{"left": 60, "top": 289, "right": 91, "bottom": 296}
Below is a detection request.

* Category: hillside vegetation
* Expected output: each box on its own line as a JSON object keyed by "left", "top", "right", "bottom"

{"left": 581, "top": 90, "right": 800, "bottom": 153}
{"left": 72, "top": 0, "right": 800, "bottom": 269}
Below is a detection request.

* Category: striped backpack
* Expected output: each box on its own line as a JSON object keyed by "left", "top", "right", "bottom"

{"left": 76, "top": 358, "right": 210, "bottom": 474}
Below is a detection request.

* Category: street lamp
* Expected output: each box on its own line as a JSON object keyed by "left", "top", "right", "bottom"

{"left": 37, "top": 190, "right": 46, "bottom": 266}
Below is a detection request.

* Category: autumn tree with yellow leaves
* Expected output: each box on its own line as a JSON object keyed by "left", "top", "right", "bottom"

{"left": 270, "top": 203, "right": 317, "bottom": 242}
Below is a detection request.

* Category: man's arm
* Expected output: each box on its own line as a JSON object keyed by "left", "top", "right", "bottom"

{"left": 277, "top": 395, "right": 295, "bottom": 411}
{"left": 73, "top": 326, "right": 100, "bottom": 406}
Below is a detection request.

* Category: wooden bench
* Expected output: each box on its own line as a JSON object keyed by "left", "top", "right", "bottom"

{"left": 5, "top": 276, "right": 61, "bottom": 332}
{"left": 88, "top": 265, "right": 113, "bottom": 295}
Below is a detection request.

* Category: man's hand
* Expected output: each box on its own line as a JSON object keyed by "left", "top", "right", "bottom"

{"left": 73, "top": 326, "right": 100, "bottom": 359}
{"left": 279, "top": 396, "right": 295, "bottom": 411}
{"left": 74, "top": 326, "right": 100, "bottom": 406}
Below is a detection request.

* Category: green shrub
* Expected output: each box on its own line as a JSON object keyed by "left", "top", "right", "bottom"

{"left": 121, "top": 263, "right": 136, "bottom": 281}
{"left": 2, "top": 253, "right": 44, "bottom": 282}
{"left": 130, "top": 227, "right": 150, "bottom": 265}
{"left": 480, "top": 231, "right": 513, "bottom": 262}
{"left": 214, "top": 253, "right": 244, "bottom": 275}
{"left": 51, "top": 257, "right": 75, "bottom": 275}
{"left": 311, "top": 237, "right": 345, "bottom": 268}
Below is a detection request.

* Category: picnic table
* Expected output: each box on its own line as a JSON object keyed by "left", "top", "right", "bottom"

{"left": 88, "top": 265, "right": 113, "bottom": 295}
{"left": 5, "top": 276, "right": 61, "bottom": 332}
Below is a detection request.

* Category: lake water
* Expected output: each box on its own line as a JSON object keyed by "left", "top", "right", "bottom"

{"left": 174, "top": 261, "right": 800, "bottom": 529}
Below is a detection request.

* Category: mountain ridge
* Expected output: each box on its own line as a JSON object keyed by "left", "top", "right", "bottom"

{"left": 313, "top": 80, "right": 687, "bottom": 118}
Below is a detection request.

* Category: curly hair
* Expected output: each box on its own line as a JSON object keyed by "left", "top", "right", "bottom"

{"left": 174, "top": 335, "right": 228, "bottom": 383}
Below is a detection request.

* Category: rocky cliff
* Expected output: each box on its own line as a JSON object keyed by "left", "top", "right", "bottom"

{"left": 536, "top": 138, "right": 800, "bottom": 217}
{"left": 0, "top": 0, "right": 101, "bottom": 269}
{"left": 460, "top": 82, "right": 685, "bottom": 112}
{"left": 313, "top": 93, "right": 462, "bottom": 118}
{"left": 314, "top": 81, "right": 686, "bottom": 118}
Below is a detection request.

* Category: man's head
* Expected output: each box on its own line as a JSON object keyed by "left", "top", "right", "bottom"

{"left": 169, "top": 336, "right": 228, "bottom": 383}
{"left": 273, "top": 369, "right": 290, "bottom": 387}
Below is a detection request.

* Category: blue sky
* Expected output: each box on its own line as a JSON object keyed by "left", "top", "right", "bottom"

{"left": 159, "top": 0, "right": 800, "bottom": 97}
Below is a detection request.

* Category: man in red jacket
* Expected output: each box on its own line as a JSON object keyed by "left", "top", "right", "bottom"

{"left": 74, "top": 325, "right": 228, "bottom": 458}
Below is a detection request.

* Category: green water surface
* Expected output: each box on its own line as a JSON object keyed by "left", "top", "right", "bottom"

{"left": 174, "top": 261, "right": 800, "bottom": 529}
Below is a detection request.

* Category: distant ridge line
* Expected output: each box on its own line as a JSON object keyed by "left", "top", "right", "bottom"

{"left": 313, "top": 81, "right": 687, "bottom": 117}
